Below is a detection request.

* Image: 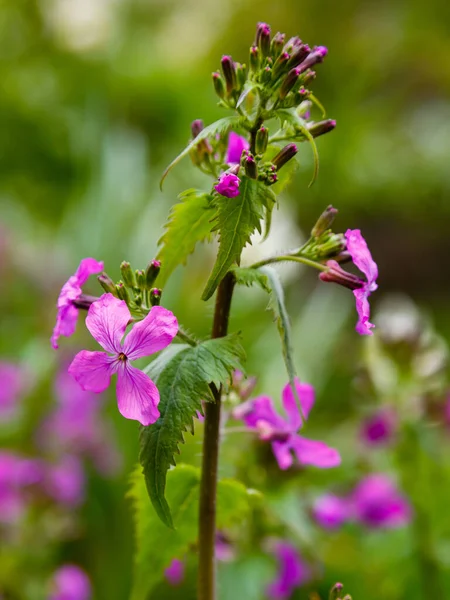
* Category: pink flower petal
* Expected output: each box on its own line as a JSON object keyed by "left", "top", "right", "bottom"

{"left": 74, "top": 257, "right": 104, "bottom": 286}
{"left": 353, "top": 288, "right": 375, "bottom": 335}
{"left": 345, "top": 230, "right": 378, "bottom": 286}
{"left": 116, "top": 363, "right": 160, "bottom": 426}
{"left": 69, "top": 351, "right": 115, "bottom": 393}
{"left": 85, "top": 294, "right": 131, "bottom": 354}
{"left": 292, "top": 436, "right": 341, "bottom": 468}
{"left": 123, "top": 306, "right": 178, "bottom": 360}
{"left": 272, "top": 440, "right": 294, "bottom": 470}
{"left": 51, "top": 304, "right": 79, "bottom": 349}
{"left": 239, "top": 396, "right": 287, "bottom": 431}
{"left": 281, "top": 378, "right": 315, "bottom": 428}
{"left": 226, "top": 132, "right": 249, "bottom": 165}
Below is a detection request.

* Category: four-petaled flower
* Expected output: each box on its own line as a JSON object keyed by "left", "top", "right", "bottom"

{"left": 215, "top": 172, "right": 241, "bottom": 198}
{"left": 69, "top": 294, "right": 178, "bottom": 426}
{"left": 233, "top": 378, "right": 341, "bottom": 470}
{"left": 226, "top": 132, "right": 249, "bottom": 165}
{"left": 51, "top": 258, "right": 104, "bottom": 349}
{"left": 345, "top": 229, "right": 378, "bottom": 335}
{"left": 266, "top": 541, "right": 310, "bottom": 600}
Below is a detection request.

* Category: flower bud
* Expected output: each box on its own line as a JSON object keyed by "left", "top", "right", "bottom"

{"left": 297, "top": 99, "right": 312, "bottom": 119}
{"left": 135, "top": 269, "right": 146, "bottom": 290}
{"left": 116, "top": 282, "right": 131, "bottom": 303}
{"left": 311, "top": 205, "right": 338, "bottom": 237}
{"left": 98, "top": 273, "right": 116, "bottom": 295}
{"left": 329, "top": 582, "right": 344, "bottom": 600}
{"left": 342, "top": 596, "right": 352, "bottom": 600}
{"left": 255, "top": 22, "right": 271, "bottom": 57}
{"left": 235, "top": 62, "right": 247, "bottom": 91}
{"left": 271, "top": 52, "right": 290, "bottom": 80}
{"left": 287, "top": 43, "right": 311, "bottom": 69}
{"left": 191, "top": 119, "right": 204, "bottom": 138}
{"left": 302, "top": 70, "right": 316, "bottom": 86}
{"left": 297, "top": 46, "right": 328, "bottom": 74}
{"left": 260, "top": 65, "right": 272, "bottom": 84}
{"left": 279, "top": 67, "right": 301, "bottom": 99}
{"left": 271, "top": 143, "right": 298, "bottom": 170}
{"left": 150, "top": 288, "right": 162, "bottom": 306}
{"left": 72, "top": 294, "right": 98, "bottom": 310}
{"left": 215, "top": 171, "right": 241, "bottom": 198}
{"left": 120, "top": 261, "right": 136, "bottom": 288}
{"left": 270, "top": 32, "right": 285, "bottom": 57}
{"left": 249, "top": 46, "right": 260, "bottom": 72}
{"left": 255, "top": 126, "right": 268, "bottom": 155}
{"left": 221, "top": 55, "right": 237, "bottom": 95}
{"left": 145, "top": 259, "right": 161, "bottom": 289}
{"left": 308, "top": 119, "right": 336, "bottom": 138}
{"left": 282, "top": 36, "right": 303, "bottom": 55}
{"left": 319, "top": 260, "right": 364, "bottom": 291}
{"left": 212, "top": 72, "right": 226, "bottom": 99}
{"left": 244, "top": 155, "right": 257, "bottom": 179}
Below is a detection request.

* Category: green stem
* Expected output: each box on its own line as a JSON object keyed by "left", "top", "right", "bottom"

{"left": 250, "top": 254, "right": 328, "bottom": 272}
{"left": 198, "top": 272, "right": 236, "bottom": 600}
{"left": 176, "top": 327, "right": 198, "bottom": 347}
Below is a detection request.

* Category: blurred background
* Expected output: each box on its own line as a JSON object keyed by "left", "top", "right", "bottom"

{"left": 1, "top": 0, "right": 450, "bottom": 598}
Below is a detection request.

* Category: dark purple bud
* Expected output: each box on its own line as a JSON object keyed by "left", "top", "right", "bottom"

{"left": 319, "top": 260, "right": 364, "bottom": 290}
{"left": 120, "top": 261, "right": 136, "bottom": 288}
{"left": 212, "top": 72, "right": 226, "bottom": 99}
{"left": 279, "top": 67, "right": 301, "bottom": 99}
{"left": 311, "top": 205, "right": 338, "bottom": 237}
{"left": 150, "top": 288, "right": 162, "bottom": 307}
{"left": 270, "top": 32, "right": 285, "bottom": 57}
{"left": 308, "top": 119, "right": 336, "bottom": 138}
{"left": 271, "top": 52, "right": 290, "bottom": 80}
{"left": 221, "top": 55, "right": 237, "bottom": 95}
{"left": 145, "top": 259, "right": 161, "bottom": 289}
{"left": 116, "top": 281, "right": 131, "bottom": 303}
{"left": 249, "top": 46, "right": 260, "bottom": 72}
{"left": 98, "top": 273, "right": 116, "bottom": 295}
{"left": 272, "top": 143, "right": 298, "bottom": 170}
{"left": 282, "top": 36, "right": 303, "bottom": 54}
{"left": 297, "top": 46, "right": 328, "bottom": 74}
{"left": 255, "top": 22, "right": 271, "bottom": 57}
{"left": 329, "top": 582, "right": 344, "bottom": 600}
{"left": 191, "top": 119, "right": 204, "bottom": 138}
{"left": 244, "top": 155, "right": 257, "bottom": 179}
{"left": 255, "top": 126, "right": 268, "bottom": 155}
{"left": 287, "top": 43, "right": 311, "bottom": 69}
{"left": 72, "top": 294, "right": 98, "bottom": 310}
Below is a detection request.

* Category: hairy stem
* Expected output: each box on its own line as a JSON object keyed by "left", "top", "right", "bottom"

{"left": 250, "top": 254, "right": 328, "bottom": 271}
{"left": 198, "top": 272, "right": 236, "bottom": 600}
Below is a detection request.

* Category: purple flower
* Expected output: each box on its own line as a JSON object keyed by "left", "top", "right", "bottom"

{"left": 312, "top": 493, "right": 350, "bottom": 530}
{"left": 50, "top": 564, "right": 91, "bottom": 600}
{"left": 266, "top": 541, "right": 310, "bottom": 600}
{"left": 360, "top": 408, "right": 397, "bottom": 447}
{"left": 351, "top": 474, "right": 412, "bottom": 529}
{"left": 44, "top": 455, "right": 85, "bottom": 507}
{"left": 164, "top": 559, "right": 185, "bottom": 586}
{"left": 51, "top": 258, "right": 104, "bottom": 349}
{"left": 0, "top": 452, "right": 43, "bottom": 523}
{"left": 226, "top": 132, "right": 249, "bottom": 165}
{"left": 0, "top": 361, "right": 29, "bottom": 421}
{"left": 69, "top": 294, "right": 178, "bottom": 426}
{"left": 233, "top": 379, "right": 340, "bottom": 470}
{"left": 215, "top": 172, "right": 241, "bottom": 198}
{"left": 345, "top": 229, "right": 378, "bottom": 336}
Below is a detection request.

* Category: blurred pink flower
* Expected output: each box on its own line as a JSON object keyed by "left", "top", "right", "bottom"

{"left": 0, "top": 361, "right": 30, "bottom": 421}
{"left": 351, "top": 474, "right": 412, "bottom": 529}
{"left": 215, "top": 172, "right": 241, "bottom": 198}
{"left": 360, "top": 408, "right": 397, "bottom": 447}
{"left": 312, "top": 493, "right": 350, "bottom": 530}
{"left": 69, "top": 294, "right": 178, "bottom": 426}
{"left": 44, "top": 455, "right": 85, "bottom": 507}
{"left": 233, "top": 378, "right": 341, "bottom": 470}
{"left": 0, "top": 452, "right": 43, "bottom": 523}
{"left": 226, "top": 132, "right": 249, "bottom": 165}
{"left": 266, "top": 541, "right": 310, "bottom": 600}
{"left": 164, "top": 559, "right": 185, "bottom": 586}
{"left": 51, "top": 258, "right": 104, "bottom": 349}
{"left": 50, "top": 564, "right": 91, "bottom": 600}
{"left": 345, "top": 229, "right": 378, "bottom": 336}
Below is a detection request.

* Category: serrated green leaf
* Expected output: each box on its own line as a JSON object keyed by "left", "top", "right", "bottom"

{"left": 128, "top": 464, "right": 253, "bottom": 600}
{"left": 139, "top": 334, "right": 246, "bottom": 527}
{"left": 275, "top": 108, "right": 319, "bottom": 186}
{"left": 160, "top": 116, "right": 244, "bottom": 189}
{"left": 232, "top": 266, "right": 271, "bottom": 293}
{"left": 259, "top": 266, "right": 304, "bottom": 420}
{"left": 157, "top": 189, "right": 215, "bottom": 286}
{"left": 202, "top": 177, "right": 275, "bottom": 300}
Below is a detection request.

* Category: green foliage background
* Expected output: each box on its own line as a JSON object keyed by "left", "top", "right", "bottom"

{"left": 1, "top": 0, "right": 450, "bottom": 598}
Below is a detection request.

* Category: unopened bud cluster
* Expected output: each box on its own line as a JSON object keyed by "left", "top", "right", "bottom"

{"left": 297, "top": 206, "right": 347, "bottom": 262}
{"left": 98, "top": 259, "right": 163, "bottom": 315}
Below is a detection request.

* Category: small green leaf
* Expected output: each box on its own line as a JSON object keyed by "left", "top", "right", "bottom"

{"left": 202, "top": 177, "right": 275, "bottom": 300}
{"left": 129, "top": 464, "right": 254, "bottom": 600}
{"left": 160, "top": 116, "right": 244, "bottom": 189}
{"left": 157, "top": 189, "right": 215, "bottom": 286}
{"left": 139, "top": 334, "right": 246, "bottom": 527}
{"left": 275, "top": 108, "right": 320, "bottom": 186}
{"left": 259, "top": 266, "right": 304, "bottom": 420}
{"left": 232, "top": 266, "right": 271, "bottom": 293}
